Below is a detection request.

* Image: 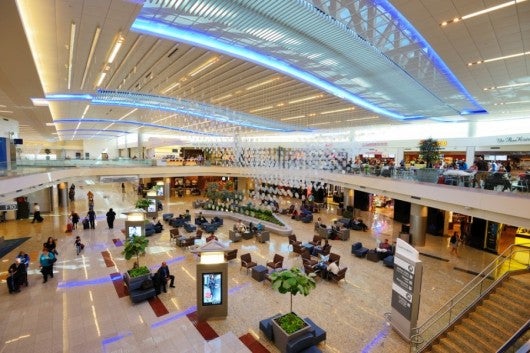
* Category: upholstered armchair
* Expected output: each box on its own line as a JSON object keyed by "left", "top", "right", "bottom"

{"left": 224, "top": 249, "right": 238, "bottom": 262}
{"left": 266, "top": 254, "right": 284, "bottom": 271}
{"left": 351, "top": 242, "right": 369, "bottom": 257}
{"left": 256, "top": 231, "right": 270, "bottom": 243}
{"left": 288, "top": 234, "right": 301, "bottom": 247}
{"left": 229, "top": 230, "right": 242, "bottom": 242}
{"left": 301, "top": 249, "right": 318, "bottom": 267}
{"left": 328, "top": 252, "right": 341, "bottom": 266}
{"left": 329, "top": 267, "right": 347, "bottom": 283}
{"left": 240, "top": 253, "right": 257, "bottom": 274}
{"left": 169, "top": 228, "right": 180, "bottom": 243}
{"left": 309, "top": 235, "right": 322, "bottom": 247}
{"left": 292, "top": 242, "right": 305, "bottom": 255}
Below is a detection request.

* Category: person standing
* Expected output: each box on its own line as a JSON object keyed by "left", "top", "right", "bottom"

{"left": 43, "top": 237, "right": 58, "bottom": 256}
{"left": 70, "top": 211, "right": 80, "bottom": 229}
{"left": 87, "top": 209, "right": 96, "bottom": 229}
{"left": 106, "top": 208, "right": 116, "bottom": 229}
{"left": 450, "top": 232, "right": 460, "bottom": 257}
{"left": 39, "top": 248, "right": 56, "bottom": 283}
{"left": 7, "top": 258, "right": 25, "bottom": 293}
{"left": 121, "top": 182, "right": 126, "bottom": 194}
{"left": 156, "top": 261, "right": 175, "bottom": 293}
{"left": 31, "top": 203, "right": 42, "bottom": 223}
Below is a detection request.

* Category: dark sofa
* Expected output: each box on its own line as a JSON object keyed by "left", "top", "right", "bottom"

{"left": 123, "top": 272, "right": 157, "bottom": 303}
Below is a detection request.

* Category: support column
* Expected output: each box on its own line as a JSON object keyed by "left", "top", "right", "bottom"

{"left": 410, "top": 203, "right": 427, "bottom": 246}
{"left": 465, "top": 147, "right": 475, "bottom": 168}
{"left": 343, "top": 188, "right": 353, "bottom": 209}
{"left": 164, "top": 178, "right": 171, "bottom": 202}
{"left": 58, "top": 183, "right": 68, "bottom": 209}
{"left": 443, "top": 211, "right": 452, "bottom": 237}
{"left": 51, "top": 185, "right": 59, "bottom": 213}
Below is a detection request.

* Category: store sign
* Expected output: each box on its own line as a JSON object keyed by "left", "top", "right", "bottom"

{"left": 390, "top": 239, "right": 423, "bottom": 341}
{"left": 496, "top": 136, "right": 530, "bottom": 144}
{"left": 0, "top": 203, "right": 17, "bottom": 211}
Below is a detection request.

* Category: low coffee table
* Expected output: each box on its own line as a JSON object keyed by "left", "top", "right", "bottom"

{"left": 252, "top": 265, "right": 267, "bottom": 282}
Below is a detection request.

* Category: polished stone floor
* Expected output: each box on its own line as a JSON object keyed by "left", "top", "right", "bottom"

{"left": 0, "top": 182, "right": 500, "bottom": 353}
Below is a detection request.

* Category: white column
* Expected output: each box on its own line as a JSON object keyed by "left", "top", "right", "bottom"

{"left": 410, "top": 203, "right": 427, "bottom": 246}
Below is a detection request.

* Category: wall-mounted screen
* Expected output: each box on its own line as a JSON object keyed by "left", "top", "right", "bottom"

{"left": 147, "top": 199, "right": 157, "bottom": 212}
{"left": 128, "top": 226, "right": 142, "bottom": 237}
{"left": 202, "top": 272, "right": 222, "bottom": 306}
{"left": 155, "top": 185, "right": 164, "bottom": 196}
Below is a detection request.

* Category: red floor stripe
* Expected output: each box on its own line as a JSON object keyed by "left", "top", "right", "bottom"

{"left": 148, "top": 296, "right": 169, "bottom": 317}
{"left": 239, "top": 333, "right": 271, "bottom": 353}
{"left": 110, "top": 272, "right": 127, "bottom": 298}
{"left": 112, "top": 238, "right": 123, "bottom": 247}
{"left": 101, "top": 250, "right": 115, "bottom": 267}
{"left": 186, "top": 312, "right": 219, "bottom": 341}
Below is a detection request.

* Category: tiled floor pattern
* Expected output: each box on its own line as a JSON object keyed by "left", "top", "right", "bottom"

{"left": 0, "top": 182, "right": 504, "bottom": 353}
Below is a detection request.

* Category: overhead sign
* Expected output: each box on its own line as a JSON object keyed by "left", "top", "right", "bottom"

{"left": 390, "top": 238, "right": 423, "bottom": 341}
{"left": 0, "top": 204, "right": 17, "bottom": 211}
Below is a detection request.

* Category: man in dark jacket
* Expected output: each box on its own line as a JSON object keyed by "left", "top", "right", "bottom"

{"left": 106, "top": 208, "right": 116, "bottom": 229}
{"left": 156, "top": 262, "right": 175, "bottom": 293}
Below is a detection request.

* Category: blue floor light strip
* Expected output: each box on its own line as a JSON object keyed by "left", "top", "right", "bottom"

{"left": 361, "top": 323, "right": 391, "bottom": 353}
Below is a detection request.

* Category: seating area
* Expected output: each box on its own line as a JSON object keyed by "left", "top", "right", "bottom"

{"left": 351, "top": 242, "right": 369, "bottom": 257}
{"left": 259, "top": 314, "right": 326, "bottom": 353}
{"left": 122, "top": 272, "right": 157, "bottom": 303}
{"left": 240, "top": 253, "right": 257, "bottom": 274}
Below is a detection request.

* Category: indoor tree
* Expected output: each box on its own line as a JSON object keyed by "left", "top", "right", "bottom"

{"left": 418, "top": 137, "right": 441, "bottom": 168}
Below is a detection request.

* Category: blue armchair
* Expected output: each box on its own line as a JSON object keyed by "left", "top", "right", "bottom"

{"left": 144, "top": 223, "right": 156, "bottom": 237}
{"left": 351, "top": 242, "right": 369, "bottom": 257}
{"left": 183, "top": 222, "right": 197, "bottom": 233}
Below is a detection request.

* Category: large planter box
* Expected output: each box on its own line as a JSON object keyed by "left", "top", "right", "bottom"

{"left": 272, "top": 313, "right": 312, "bottom": 353}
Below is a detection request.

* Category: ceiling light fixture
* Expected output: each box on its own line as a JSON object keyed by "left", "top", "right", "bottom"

{"left": 441, "top": 0, "right": 526, "bottom": 26}
{"left": 288, "top": 94, "right": 323, "bottom": 104}
{"left": 161, "top": 81, "right": 180, "bottom": 94}
{"left": 81, "top": 27, "right": 101, "bottom": 89}
{"left": 211, "top": 94, "right": 233, "bottom": 103}
{"left": 483, "top": 82, "right": 530, "bottom": 90}
{"left": 346, "top": 116, "right": 379, "bottom": 122}
{"left": 107, "top": 33, "right": 125, "bottom": 64}
{"left": 82, "top": 105, "right": 90, "bottom": 117}
{"left": 31, "top": 98, "right": 49, "bottom": 106}
{"left": 67, "top": 22, "right": 76, "bottom": 90}
{"left": 249, "top": 106, "right": 274, "bottom": 113}
{"left": 189, "top": 56, "right": 219, "bottom": 76}
{"left": 96, "top": 72, "right": 107, "bottom": 87}
{"left": 118, "top": 108, "right": 138, "bottom": 120}
{"left": 469, "top": 51, "right": 530, "bottom": 66}
{"left": 246, "top": 77, "right": 280, "bottom": 90}
{"left": 308, "top": 121, "right": 331, "bottom": 126}
{"left": 280, "top": 115, "right": 305, "bottom": 121}
{"left": 320, "top": 107, "right": 355, "bottom": 115}
{"left": 0, "top": 110, "right": 13, "bottom": 114}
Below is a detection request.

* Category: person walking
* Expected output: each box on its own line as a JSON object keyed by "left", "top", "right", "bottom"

{"left": 70, "top": 211, "right": 80, "bottom": 229}
{"left": 106, "top": 208, "right": 116, "bottom": 229}
{"left": 87, "top": 209, "right": 96, "bottom": 229}
{"left": 39, "top": 248, "right": 56, "bottom": 283}
{"left": 31, "top": 203, "right": 42, "bottom": 223}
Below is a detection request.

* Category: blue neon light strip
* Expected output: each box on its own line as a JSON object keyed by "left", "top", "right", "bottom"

{"left": 46, "top": 92, "right": 302, "bottom": 133}
{"left": 361, "top": 323, "right": 390, "bottom": 353}
{"left": 131, "top": 17, "right": 415, "bottom": 121}
{"left": 52, "top": 118, "right": 216, "bottom": 136}
{"left": 372, "top": 0, "right": 485, "bottom": 114}
{"left": 57, "top": 276, "right": 112, "bottom": 289}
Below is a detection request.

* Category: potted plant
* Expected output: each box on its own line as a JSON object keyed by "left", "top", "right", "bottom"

{"left": 269, "top": 267, "right": 316, "bottom": 353}
{"left": 122, "top": 234, "right": 149, "bottom": 267}
{"left": 417, "top": 138, "right": 442, "bottom": 183}
{"left": 135, "top": 198, "right": 151, "bottom": 210}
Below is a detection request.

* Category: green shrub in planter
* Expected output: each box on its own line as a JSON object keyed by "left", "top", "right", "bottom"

{"left": 127, "top": 265, "right": 150, "bottom": 278}
{"left": 275, "top": 312, "right": 307, "bottom": 334}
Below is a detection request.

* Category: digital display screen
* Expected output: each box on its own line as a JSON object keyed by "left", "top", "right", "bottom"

{"left": 202, "top": 272, "right": 222, "bottom": 306}
{"left": 155, "top": 185, "right": 164, "bottom": 196}
{"left": 128, "top": 226, "right": 142, "bottom": 237}
{"left": 147, "top": 199, "right": 157, "bottom": 212}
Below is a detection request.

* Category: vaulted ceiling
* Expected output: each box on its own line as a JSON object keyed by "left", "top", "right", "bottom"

{"left": 0, "top": 0, "right": 529, "bottom": 142}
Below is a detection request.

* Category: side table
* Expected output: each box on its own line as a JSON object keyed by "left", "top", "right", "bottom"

{"left": 252, "top": 265, "right": 268, "bottom": 282}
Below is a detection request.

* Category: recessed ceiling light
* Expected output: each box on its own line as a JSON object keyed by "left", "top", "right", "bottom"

{"left": 469, "top": 51, "right": 530, "bottom": 66}
{"left": 441, "top": 0, "right": 526, "bottom": 26}
{"left": 288, "top": 95, "right": 323, "bottom": 104}
{"left": 483, "top": 82, "right": 530, "bottom": 90}
{"left": 280, "top": 115, "right": 305, "bottom": 121}
{"left": 320, "top": 107, "right": 355, "bottom": 115}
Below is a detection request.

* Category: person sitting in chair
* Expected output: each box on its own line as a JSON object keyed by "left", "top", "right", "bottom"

{"left": 196, "top": 213, "right": 207, "bottom": 225}
{"left": 156, "top": 262, "right": 175, "bottom": 293}
{"left": 235, "top": 219, "right": 247, "bottom": 233}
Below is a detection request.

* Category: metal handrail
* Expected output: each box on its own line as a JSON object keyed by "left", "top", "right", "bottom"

{"left": 410, "top": 243, "right": 530, "bottom": 352}
{"left": 496, "top": 319, "right": 530, "bottom": 353}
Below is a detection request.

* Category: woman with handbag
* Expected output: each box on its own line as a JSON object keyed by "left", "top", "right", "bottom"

{"left": 39, "top": 248, "right": 56, "bottom": 283}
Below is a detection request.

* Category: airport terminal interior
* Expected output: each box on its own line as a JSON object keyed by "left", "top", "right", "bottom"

{"left": 1, "top": 0, "right": 530, "bottom": 353}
